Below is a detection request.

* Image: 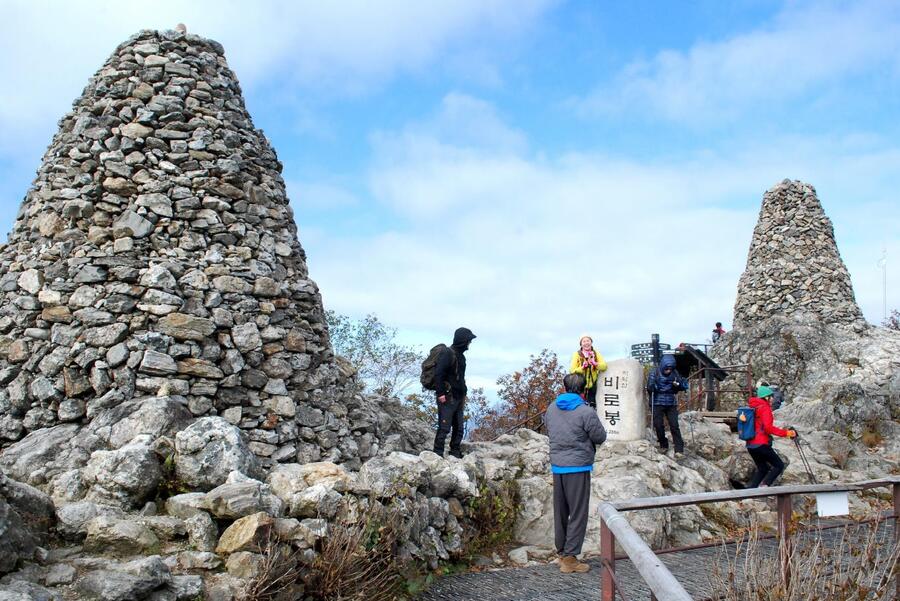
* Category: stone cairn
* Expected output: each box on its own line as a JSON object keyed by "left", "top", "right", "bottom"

{"left": 733, "top": 179, "right": 865, "bottom": 329}
{"left": 0, "top": 29, "right": 375, "bottom": 467}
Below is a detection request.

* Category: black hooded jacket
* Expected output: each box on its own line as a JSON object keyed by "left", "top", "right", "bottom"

{"left": 434, "top": 327, "right": 476, "bottom": 399}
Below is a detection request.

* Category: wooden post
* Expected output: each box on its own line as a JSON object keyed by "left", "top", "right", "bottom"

{"left": 776, "top": 493, "right": 793, "bottom": 589}
{"left": 601, "top": 518, "right": 615, "bottom": 601}
{"left": 705, "top": 367, "right": 716, "bottom": 410}
{"left": 894, "top": 483, "right": 899, "bottom": 600}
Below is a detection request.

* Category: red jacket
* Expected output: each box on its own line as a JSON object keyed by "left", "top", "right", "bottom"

{"left": 747, "top": 396, "right": 789, "bottom": 446}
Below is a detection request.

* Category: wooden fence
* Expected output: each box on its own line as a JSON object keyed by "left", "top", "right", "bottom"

{"left": 599, "top": 476, "right": 900, "bottom": 601}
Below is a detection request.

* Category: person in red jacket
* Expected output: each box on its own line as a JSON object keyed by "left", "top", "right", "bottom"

{"left": 744, "top": 386, "right": 797, "bottom": 487}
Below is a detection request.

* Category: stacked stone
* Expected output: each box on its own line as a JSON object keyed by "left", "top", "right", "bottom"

{"left": 733, "top": 179, "right": 865, "bottom": 328}
{"left": 0, "top": 30, "right": 375, "bottom": 466}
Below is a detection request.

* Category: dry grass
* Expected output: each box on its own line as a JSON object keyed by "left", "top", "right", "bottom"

{"left": 241, "top": 505, "right": 407, "bottom": 601}
{"left": 304, "top": 506, "right": 405, "bottom": 601}
{"left": 239, "top": 533, "right": 304, "bottom": 601}
{"left": 707, "top": 517, "right": 899, "bottom": 600}
{"left": 861, "top": 423, "right": 884, "bottom": 448}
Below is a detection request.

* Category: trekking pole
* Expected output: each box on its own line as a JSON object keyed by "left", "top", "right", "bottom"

{"left": 688, "top": 411, "right": 696, "bottom": 448}
{"left": 791, "top": 429, "right": 817, "bottom": 484}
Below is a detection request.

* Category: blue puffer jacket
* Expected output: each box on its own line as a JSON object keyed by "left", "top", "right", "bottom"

{"left": 647, "top": 355, "right": 687, "bottom": 406}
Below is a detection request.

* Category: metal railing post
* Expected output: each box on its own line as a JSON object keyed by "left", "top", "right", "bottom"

{"left": 893, "top": 483, "right": 899, "bottom": 599}
{"left": 601, "top": 518, "right": 615, "bottom": 601}
{"left": 776, "top": 493, "right": 793, "bottom": 588}
{"left": 599, "top": 503, "right": 692, "bottom": 601}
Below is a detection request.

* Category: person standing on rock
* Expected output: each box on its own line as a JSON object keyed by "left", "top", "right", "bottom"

{"left": 647, "top": 354, "right": 687, "bottom": 457}
{"left": 743, "top": 386, "right": 797, "bottom": 487}
{"left": 569, "top": 335, "right": 608, "bottom": 408}
{"left": 432, "top": 327, "right": 477, "bottom": 459}
{"left": 711, "top": 322, "right": 726, "bottom": 343}
{"left": 756, "top": 379, "right": 785, "bottom": 410}
{"left": 544, "top": 373, "right": 607, "bottom": 574}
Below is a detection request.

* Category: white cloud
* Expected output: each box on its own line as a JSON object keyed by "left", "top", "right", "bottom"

{"left": 286, "top": 180, "right": 361, "bottom": 212}
{"left": 0, "top": 0, "right": 555, "bottom": 155}
{"left": 307, "top": 96, "right": 900, "bottom": 394}
{"left": 573, "top": 0, "right": 900, "bottom": 124}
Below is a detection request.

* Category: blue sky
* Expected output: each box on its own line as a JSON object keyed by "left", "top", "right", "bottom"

{"left": 1, "top": 0, "right": 898, "bottom": 397}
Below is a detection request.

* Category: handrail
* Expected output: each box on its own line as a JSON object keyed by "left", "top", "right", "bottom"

{"left": 599, "top": 476, "right": 900, "bottom": 600}
{"left": 490, "top": 409, "right": 546, "bottom": 441}
{"left": 612, "top": 477, "right": 900, "bottom": 511}
{"left": 599, "top": 503, "right": 692, "bottom": 601}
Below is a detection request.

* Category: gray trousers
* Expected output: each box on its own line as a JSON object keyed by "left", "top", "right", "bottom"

{"left": 553, "top": 471, "right": 591, "bottom": 556}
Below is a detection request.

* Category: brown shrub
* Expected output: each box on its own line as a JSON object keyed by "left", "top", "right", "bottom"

{"left": 305, "top": 506, "right": 405, "bottom": 601}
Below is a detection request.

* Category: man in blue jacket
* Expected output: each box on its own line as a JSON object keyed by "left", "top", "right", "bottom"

{"left": 544, "top": 373, "right": 607, "bottom": 574}
{"left": 647, "top": 354, "right": 687, "bottom": 457}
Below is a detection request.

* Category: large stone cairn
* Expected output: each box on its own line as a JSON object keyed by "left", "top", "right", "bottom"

{"left": 0, "top": 29, "right": 374, "bottom": 466}
{"left": 733, "top": 179, "right": 865, "bottom": 328}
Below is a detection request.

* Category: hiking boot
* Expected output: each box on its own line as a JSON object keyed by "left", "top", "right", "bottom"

{"left": 675, "top": 452, "right": 684, "bottom": 459}
{"left": 559, "top": 555, "right": 590, "bottom": 574}
{"left": 449, "top": 450, "right": 464, "bottom": 459}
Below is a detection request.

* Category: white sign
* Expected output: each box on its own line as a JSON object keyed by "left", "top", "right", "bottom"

{"left": 815, "top": 492, "right": 849, "bottom": 517}
{"left": 596, "top": 358, "right": 646, "bottom": 441}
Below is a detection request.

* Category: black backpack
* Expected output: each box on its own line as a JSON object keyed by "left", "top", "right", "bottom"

{"left": 420, "top": 344, "right": 456, "bottom": 391}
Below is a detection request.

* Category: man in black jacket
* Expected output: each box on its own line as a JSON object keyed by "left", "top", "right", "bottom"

{"left": 433, "top": 327, "right": 476, "bottom": 458}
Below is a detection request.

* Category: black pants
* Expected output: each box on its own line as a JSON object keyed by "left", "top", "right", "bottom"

{"left": 747, "top": 444, "right": 785, "bottom": 487}
{"left": 433, "top": 394, "right": 464, "bottom": 457}
{"left": 585, "top": 386, "right": 597, "bottom": 408}
{"left": 553, "top": 472, "right": 591, "bottom": 556}
{"left": 652, "top": 405, "right": 684, "bottom": 453}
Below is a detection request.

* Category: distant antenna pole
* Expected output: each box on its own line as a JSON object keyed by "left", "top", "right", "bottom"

{"left": 651, "top": 333, "right": 660, "bottom": 365}
{"left": 878, "top": 247, "right": 887, "bottom": 321}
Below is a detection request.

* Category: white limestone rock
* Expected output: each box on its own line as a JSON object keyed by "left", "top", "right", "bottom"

{"left": 175, "top": 417, "right": 262, "bottom": 491}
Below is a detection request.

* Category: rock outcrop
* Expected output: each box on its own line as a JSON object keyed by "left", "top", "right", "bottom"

{"left": 733, "top": 180, "right": 865, "bottom": 329}
{"left": 717, "top": 179, "right": 900, "bottom": 464}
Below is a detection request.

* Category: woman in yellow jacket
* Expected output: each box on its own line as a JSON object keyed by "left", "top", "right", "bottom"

{"left": 570, "top": 335, "right": 607, "bottom": 408}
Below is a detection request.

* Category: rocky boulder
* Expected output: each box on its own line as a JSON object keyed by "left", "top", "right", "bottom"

{"left": 267, "top": 461, "right": 352, "bottom": 517}
{"left": 76, "top": 555, "right": 171, "bottom": 601}
{"left": 82, "top": 436, "right": 162, "bottom": 508}
{"left": 0, "top": 471, "right": 54, "bottom": 574}
{"left": 357, "top": 451, "right": 430, "bottom": 497}
{"left": 175, "top": 417, "right": 262, "bottom": 490}
{"left": 205, "top": 472, "right": 283, "bottom": 518}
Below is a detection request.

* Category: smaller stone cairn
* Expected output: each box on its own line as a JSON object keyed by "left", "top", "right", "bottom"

{"left": 733, "top": 179, "right": 865, "bottom": 329}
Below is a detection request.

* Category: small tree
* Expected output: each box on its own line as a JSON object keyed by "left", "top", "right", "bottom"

{"left": 326, "top": 311, "right": 422, "bottom": 399}
{"left": 884, "top": 309, "right": 900, "bottom": 331}
{"left": 469, "top": 349, "right": 565, "bottom": 441}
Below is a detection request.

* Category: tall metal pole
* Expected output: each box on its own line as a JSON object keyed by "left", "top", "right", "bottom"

{"left": 878, "top": 249, "right": 887, "bottom": 323}
{"left": 651, "top": 333, "right": 660, "bottom": 366}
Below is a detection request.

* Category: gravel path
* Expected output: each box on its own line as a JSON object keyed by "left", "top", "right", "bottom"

{"left": 417, "top": 520, "right": 896, "bottom": 600}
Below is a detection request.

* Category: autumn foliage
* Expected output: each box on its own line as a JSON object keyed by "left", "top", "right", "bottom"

{"left": 468, "top": 349, "right": 566, "bottom": 441}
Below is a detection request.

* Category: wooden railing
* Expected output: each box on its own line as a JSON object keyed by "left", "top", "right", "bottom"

{"left": 599, "top": 476, "right": 900, "bottom": 601}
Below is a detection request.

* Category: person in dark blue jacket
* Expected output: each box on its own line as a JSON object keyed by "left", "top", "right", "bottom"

{"left": 647, "top": 354, "right": 688, "bottom": 457}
